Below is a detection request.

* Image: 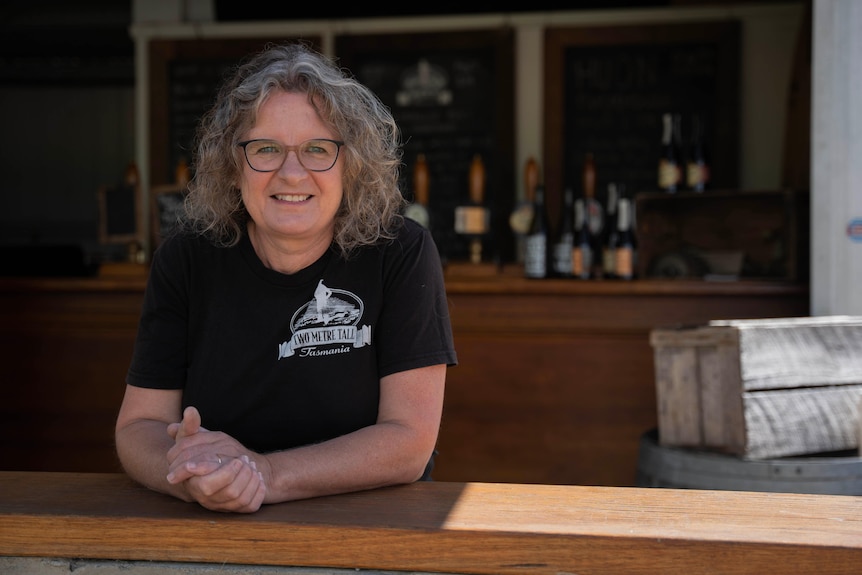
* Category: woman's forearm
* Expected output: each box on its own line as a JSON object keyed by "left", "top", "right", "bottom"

{"left": 260, "top": 420, "right": 434, "bottom": 504}
{"left": 115, "top": 419, "right": 193, "bottom": 501}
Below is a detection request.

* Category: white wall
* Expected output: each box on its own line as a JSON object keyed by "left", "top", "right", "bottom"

{"left": 812, "top": 0, "right": 862, "bottom": 315}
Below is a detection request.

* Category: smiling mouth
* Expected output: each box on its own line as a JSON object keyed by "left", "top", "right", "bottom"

{"left": 273, "top": 194, "right": 311, "bottom": 202}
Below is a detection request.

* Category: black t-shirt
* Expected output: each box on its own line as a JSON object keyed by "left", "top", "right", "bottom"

{"left": 126, "top": 218, "right": 457, "bottom": 453}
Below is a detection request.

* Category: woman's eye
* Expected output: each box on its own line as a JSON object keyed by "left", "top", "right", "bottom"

{"left": 257, "top": 144, "right": 281, "bottom": 155}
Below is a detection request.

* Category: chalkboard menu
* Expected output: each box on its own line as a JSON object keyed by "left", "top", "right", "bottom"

{"left": 98, "top": 183, "right": 139, "bottom": 244}
{"left": 336, "top": 30, "right": 515, "bottom": 264}
{"left": 544, "top": 22, "right": 740, "bottom": 226}
{"left": 149, "top": 37, "right": 320, "bottom": 186}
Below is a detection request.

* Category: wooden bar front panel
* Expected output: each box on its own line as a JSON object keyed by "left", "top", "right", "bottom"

{"left": 0, "top": 277, "right": 145, "bottom": 473}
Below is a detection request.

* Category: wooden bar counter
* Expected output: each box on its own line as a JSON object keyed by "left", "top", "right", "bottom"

{"left": 0, "top": 471, "right": 859, "bottom": 575}
{"left": 0, "top": 268, "right": 809, "bottom": 486}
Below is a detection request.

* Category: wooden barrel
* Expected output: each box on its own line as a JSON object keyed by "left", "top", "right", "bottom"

{"left": 636, "top": 429, "right": 862, "bottom": 495}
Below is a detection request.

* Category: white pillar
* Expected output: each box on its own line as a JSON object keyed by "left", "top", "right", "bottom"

{"left": 811, "top": 0, "right": 862, "bottom": 315}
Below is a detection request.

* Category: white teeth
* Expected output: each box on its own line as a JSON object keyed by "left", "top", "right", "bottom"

{"left": 274, "top": 194, "right": 310, "bottom": 202}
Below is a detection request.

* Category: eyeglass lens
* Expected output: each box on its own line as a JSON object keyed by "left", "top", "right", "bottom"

{"left": 242, "top": 139, "right": 341, "bottom": 172}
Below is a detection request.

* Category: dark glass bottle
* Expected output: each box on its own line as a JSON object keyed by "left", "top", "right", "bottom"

{"left": 572, "top": 197, "right": 594, "bottom": 280}
{"left": 404, "top": 153, "right": 431, "bottom": 229}
{"left": 524, "top": 184, "right": 551, "bottom": 279}
{"left": 454, "top": 154, "right": 490, "bottom": 263}
{"left": 614, "top": 197, "right": 636, "bottom": 280}
{"left": 686, "top": 114, "right": 710, "bottom": 192}
{"left": 601, "top": 182, "right": 620, "bottom": 279}
{"left": 657, "top": 112, "right": 682, "bottom": 193}
{"left": 582, "top": 153, "right": 604, "bottom": 278}
{"left": 510, "top": 156, "right": 540, "bottom": 259}
{"left": 552, "top": 187, "right": 575, "bottom": 278}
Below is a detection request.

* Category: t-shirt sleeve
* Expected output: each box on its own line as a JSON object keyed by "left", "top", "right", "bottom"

{"left": 125, "top": 234, "right": 191, "bottom": 389}
{"left": 376, "top": 221, "right": 458, "bottom": 377}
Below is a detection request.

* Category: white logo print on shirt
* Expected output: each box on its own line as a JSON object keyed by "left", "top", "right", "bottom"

{"left": 277, "top": 280, "right": 371, "bottom": 359}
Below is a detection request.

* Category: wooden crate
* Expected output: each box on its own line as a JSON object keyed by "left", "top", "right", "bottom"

{"left": 650, "top": 316, "right": 862, "bottom": 459}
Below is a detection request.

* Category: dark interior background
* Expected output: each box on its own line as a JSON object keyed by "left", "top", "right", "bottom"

{"left": 0, "top": 0, "right": 794, "bottom": 271}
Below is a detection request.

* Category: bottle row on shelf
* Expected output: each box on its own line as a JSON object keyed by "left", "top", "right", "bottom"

{"left": 400, "top": 110, "right": 711, "bottom": 275}
{"left": 523, "top": 154, "right": 637, "bottom": 281}
{"left": 659, "top": 111, "right": 710, "bottom": 194}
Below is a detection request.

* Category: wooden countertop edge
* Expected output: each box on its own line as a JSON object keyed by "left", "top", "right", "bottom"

{"left": 0, "top": 472, "right": 858, "bottom": 575}
{"left": 0, "top": 276, "right": 148, "bottom": 292}
{"left": 0, "top": 273, "right": 808, "bottom": 298}
{"left": 443, "top": 271, "right": 809, "bottom": 296}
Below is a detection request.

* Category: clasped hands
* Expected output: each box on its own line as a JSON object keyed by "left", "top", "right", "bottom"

{"left": 165, "top": 405, "right": 267, "bottom": 513}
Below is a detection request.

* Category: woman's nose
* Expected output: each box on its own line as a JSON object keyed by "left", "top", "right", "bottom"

{"left": 277, "top": 150, "right": 307, "bottom": 175}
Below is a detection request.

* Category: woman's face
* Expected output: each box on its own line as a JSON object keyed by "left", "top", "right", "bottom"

{"left": 238, "top": 90, "right": 344, "bottom": 247}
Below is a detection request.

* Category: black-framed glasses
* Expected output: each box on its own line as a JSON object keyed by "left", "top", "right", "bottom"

{"left": 237, "top": 138, "right": 344, "bottom": 172}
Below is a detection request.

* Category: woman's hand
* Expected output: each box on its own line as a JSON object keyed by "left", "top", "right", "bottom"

{"left": 165, "top": 406, "right": 267, "bottom": 513}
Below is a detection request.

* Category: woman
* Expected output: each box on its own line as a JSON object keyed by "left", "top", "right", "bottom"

{"left": 115, "top": 43, "right": 457, "bottom": 513}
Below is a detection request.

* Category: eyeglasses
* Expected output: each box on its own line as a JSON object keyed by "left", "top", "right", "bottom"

{"left": 237, "top": 138, "right": 344, "bottom": 173}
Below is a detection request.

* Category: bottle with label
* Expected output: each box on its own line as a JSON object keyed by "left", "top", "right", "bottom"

{"left": 510, "top": 156, "right": 538, "bottom": 237}
{"left": 582, "top": 153, "right": 604, "bottom": 278}
{"left": 404, "top": 153, "right": 431, "bottom": 229}
{"left": 686, "top": 114, "right": 710, "bottom": 192}
{"left": 601, "top": 183, "right": 620, "bottom": 279}
{"left": 657, "top": 112, "right": 682, "bottom": 193}
{"left": 509, "top": 157, "right": 539, "bottom": 264}
{"left": 454, "top": 154, "right": 490, "bottom": 263}
{"left": 572, "top": 197, "right": 594, "bottom": 280}
{"left": 614, "top": 197, "right": 636, "bottom": 280}
{"left": 524, "top": 184, "right": 551, "bottom": 279}
{"left": 124, "top": 162, "right": 139, "bottom": 187}
{"left": 175, "top": 157, "right": 190, "bottom": 187}
{"left": 552, "top": 186, "right": 575, "bottom": 278}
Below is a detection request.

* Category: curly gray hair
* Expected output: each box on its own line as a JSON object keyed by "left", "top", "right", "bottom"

{"left": 184, "top": 42, "right": 405, "bottom": 257}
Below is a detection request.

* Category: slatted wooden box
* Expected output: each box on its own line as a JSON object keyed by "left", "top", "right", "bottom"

{"left": 650, "top": 316, "right": 862, "bottom": 459}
